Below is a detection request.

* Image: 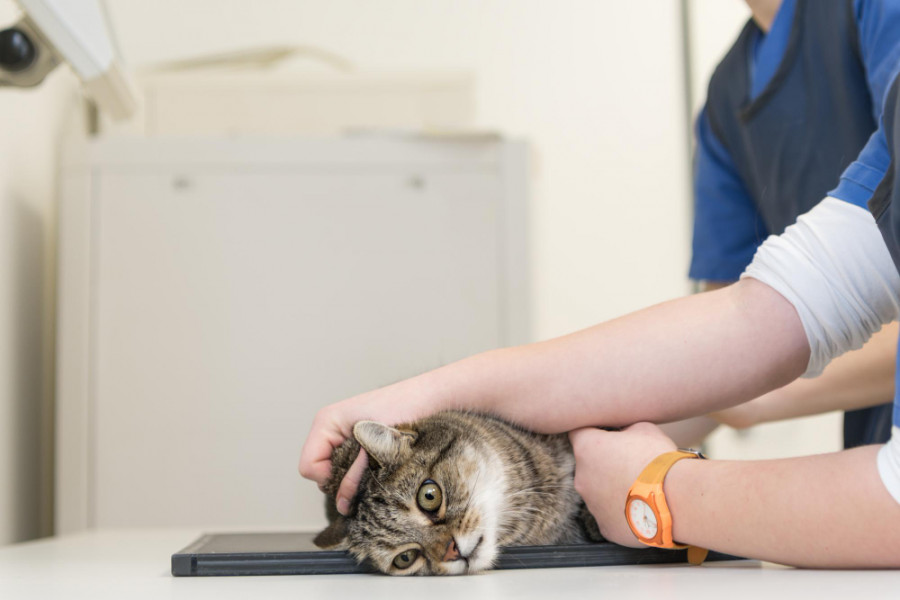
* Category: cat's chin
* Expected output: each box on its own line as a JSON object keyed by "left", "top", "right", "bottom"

{"left": 459, "top": 535, "right": 497, "bottom": 575}
{"left": 437, "top": 561, "right": 470, "bottom": 576}
{"left": 466, "top": 542, "right": 497, "bottom": 573}
{"left": 462, "top": 554, "right": 496, "bottom": 575}
{"left": 433, "top": 555, "right": 495, "bottom": 576}
{"left": 431, "top": 536, "right": 497, "bottom": 575}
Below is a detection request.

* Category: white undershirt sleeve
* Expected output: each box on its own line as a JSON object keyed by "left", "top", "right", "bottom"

{"left": 741, "top": 197, "right": 900, "bottom": 505}
{"left": 878, "top": 429, "right": 900, "bottom": 505}
{"left": 741, "top": 197, "right": 900, "bottom": 377}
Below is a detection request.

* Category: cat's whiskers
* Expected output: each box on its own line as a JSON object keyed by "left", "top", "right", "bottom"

{"left": 461, "top": 466, "right": 482, "bottom": 517}
{"left": 505, "top": 485, "right": 570, "bottom": 498}
{"left": 502, "top": 504, "right": 555, "bottom": 518}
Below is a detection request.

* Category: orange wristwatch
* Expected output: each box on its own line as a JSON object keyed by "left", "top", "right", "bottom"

{"left": 625, "top": 449, "right": 708, "bottom": 565}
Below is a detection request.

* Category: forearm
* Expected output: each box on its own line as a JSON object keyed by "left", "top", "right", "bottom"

{"left": 427, "top": 277, "right": 808, "bottom": 433}
{"left": 305, "top": 278, "right": 808, "bottom": 492}
{"left": 712, "top": 322, "right": 898, "bottom": 429}
{"left": 666, "top": 445, "right": 900, "bottom": 567}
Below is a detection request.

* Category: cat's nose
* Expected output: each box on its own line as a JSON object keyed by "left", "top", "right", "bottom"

{"left": 442, "top": 538, "right": 461, "bottom": 562}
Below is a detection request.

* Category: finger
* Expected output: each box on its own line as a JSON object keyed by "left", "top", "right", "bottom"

{"left": 568, "top": 426, "right": 609, "bottom": 449}
{"left": 298, "top": 438, "right": 337, "bottom": 486}
{"left": 622, "top": 421, "right": 659, "bottom": 434}
{"left": 621, "top": 421, "right": 678, "bottom": 454}
{"left": 336, "top": 449, "right": 369, "bottom": 515}
{"left": 622, "top": 421, "right": 673, "bottom": 443}
{"left": 300, "top": 459, "right": 334, "bottom": 492}
{"left": 299, "top": 413, "right": 353, "bottom": 484}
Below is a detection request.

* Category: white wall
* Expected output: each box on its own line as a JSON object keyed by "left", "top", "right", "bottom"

{"left": 687, "top": 0, "right": 751, "bottom": 118}
{"left": 0, "top": 2, "right": 79, "bottom": 544}
{"left": 2, "top": 0, "right": 694, "bottom": 543}
{"left": 0, "top": 0, "right": 845, "bottom": 542}
{"left": 103, "top": 0, "right": 694, "bottom": 340}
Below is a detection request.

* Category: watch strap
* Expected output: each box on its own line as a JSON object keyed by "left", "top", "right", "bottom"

{"left": 639, "top": 449, "right": 703, "bottom": 485}
{"left": 627, "top": 448, "right": 708, "bottom": 564}
{"left": 687, "top": 545, "right": 709, "bottom": 566}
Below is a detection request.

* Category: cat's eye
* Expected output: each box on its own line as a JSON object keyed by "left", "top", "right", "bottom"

{"left": 392, "top": 549, "right": 420, "bottom": 569}
{"left": 417, "top": 480, "right": 442, "bottom": 513}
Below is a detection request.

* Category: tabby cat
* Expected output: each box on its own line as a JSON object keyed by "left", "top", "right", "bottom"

{"left": 314, "top": 410, "right": 603, "bottom": 575}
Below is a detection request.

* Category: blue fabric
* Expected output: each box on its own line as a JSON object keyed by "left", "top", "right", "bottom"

{"left": 691, "top": 0, "right": 883, "bottom": 282}
{"left": 829, "top": 131, "right": 891, "bottom": 203}
{"left": 844, "top": 403, "right": 895, "bottom": 447}
{"left": 689, "top": 111, "right": 767, "bottom": 281}
{"left": 689, "top": 3, "right": 796, "bottom": 281}
{"left": 749, "top": 0, "right": 796, "bottom": 100}
{"left": 688, "top": 1, "right": 794, "bottom": 282}
{"left": 862, "top": 74, "right": 900, "bottom": 431}
{"left": 828, "top": 0, "right": 900, "bottom": 206}
{"left": 691, "top": 0, "right": 900, "bottom": 448}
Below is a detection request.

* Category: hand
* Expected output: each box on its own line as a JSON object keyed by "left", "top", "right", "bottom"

{"left": 298, "top": 401, "right": 364, "bottom": 490}
{"left": 569, "top": 422, "right": 677, "bottom": 547}
{"left": 298, "top": 380, "right": 435, "bottom": 513}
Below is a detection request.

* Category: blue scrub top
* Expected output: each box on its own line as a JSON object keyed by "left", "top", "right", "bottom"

{"left": 859, "top": 74, "right": 900, "bottom": 432}
{"left": 690, "top": 0, "right": 900, "bottom": 282}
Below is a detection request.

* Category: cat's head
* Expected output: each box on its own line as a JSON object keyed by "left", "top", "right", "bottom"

{"left": 314, "top": 417, "right": 502, "bottom": 575}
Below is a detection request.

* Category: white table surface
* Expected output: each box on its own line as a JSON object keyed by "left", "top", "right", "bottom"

{"left": 0, "top": 529, "right": 897, "bottom": 599}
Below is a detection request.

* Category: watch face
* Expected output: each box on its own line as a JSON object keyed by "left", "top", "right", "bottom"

{"left": 628, "top": 498, "right": 658, "bottom": 540}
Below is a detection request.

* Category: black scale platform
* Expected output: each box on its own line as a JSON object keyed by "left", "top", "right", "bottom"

{"left": 172, "top": 532, "right": 742, "bottom": 576}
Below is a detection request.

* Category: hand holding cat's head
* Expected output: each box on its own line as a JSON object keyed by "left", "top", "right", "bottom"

{"left": 314, "top": 416, "right": 499, "bottom": 575}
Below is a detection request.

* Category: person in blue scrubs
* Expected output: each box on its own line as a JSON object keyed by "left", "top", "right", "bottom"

{"left": 676, "top": 0, "right": 900, "bottom": 448}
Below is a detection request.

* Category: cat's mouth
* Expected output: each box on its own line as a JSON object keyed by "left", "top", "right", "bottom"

{"left": 461, "top": 535, "right": 484, "bottom": 572}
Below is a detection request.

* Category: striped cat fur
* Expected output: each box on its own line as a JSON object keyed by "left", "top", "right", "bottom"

{"left": 314, "top": 410, "right": 603, "bottom": 575}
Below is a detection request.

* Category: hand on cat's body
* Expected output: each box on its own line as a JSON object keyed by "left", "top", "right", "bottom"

{"left": 569, "top": 422, "right": 677, "bottom": 548}
{"left": 299, "top": 400, "right": 370, "bottom": 491}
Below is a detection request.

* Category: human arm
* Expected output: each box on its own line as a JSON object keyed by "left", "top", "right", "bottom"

{"left": 301, "top": 196, "right": 900, "bottom": 514}
{"left": 656, "top": 281, "right": 729, "bottom": 447}
{"left": 569, "top": 423, "right": 900, "bottom": 568}
{"left": 662, "top": 99, "right": 767, "bottom": 447}
{"left": 300, "top": 276, "right": 809, "bottom": 489}
{"left": 569, "top": 192, "right": 900, "bottom": 568}
{"left": 661, "top": 282, "right": 895, "bottom": 443}
{"left": 676, "top": 0, "right": 900, "bottom": 437}
{"left": 710, "top": 321, "right": 897, "bottom": 429}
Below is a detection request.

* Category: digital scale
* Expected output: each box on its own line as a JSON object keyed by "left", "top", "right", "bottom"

{"left": 172, "top": 532, "right": 742, "bottom": 576}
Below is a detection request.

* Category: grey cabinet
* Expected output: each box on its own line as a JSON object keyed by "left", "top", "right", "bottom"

{"left": 56, "top": 137, "right": 529, "bottom": 532}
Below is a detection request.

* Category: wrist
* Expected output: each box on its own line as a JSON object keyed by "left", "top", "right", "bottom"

{"left": 662, "top": 455, "right": 706, "bottom": 547}
{"left": 625, "top": 449, "right": 707, "bottom": 560}
{"left": 417, "top": 349, "right": 498, "bottom": 415}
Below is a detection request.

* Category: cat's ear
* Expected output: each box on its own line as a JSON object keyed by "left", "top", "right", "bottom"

{"left": 314, "top": 515, "right": 349, "bottom": 549}
{"left": 352, "top": 421, "right": 417, "bottom": 468}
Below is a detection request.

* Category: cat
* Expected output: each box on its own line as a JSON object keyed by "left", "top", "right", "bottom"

{"left": 313, "top": 410, "right": 603, "bottom": 575}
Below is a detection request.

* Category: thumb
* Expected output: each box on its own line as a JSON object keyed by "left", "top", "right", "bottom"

{"left": 568, "top": 426, "right": 610, "bottom": 449}
{"left": 336, "top": 449, "right": 368, "bottom": 515}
